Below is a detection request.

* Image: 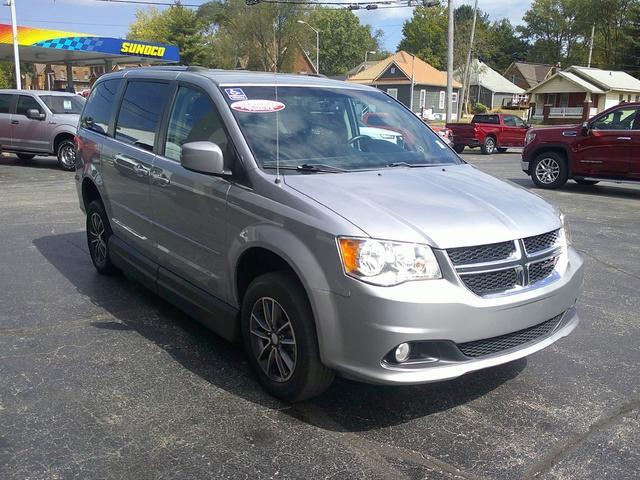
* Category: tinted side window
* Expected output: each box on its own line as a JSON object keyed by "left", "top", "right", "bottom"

{"left": 472, "top": 114, "right": 499, "bottom": 125}
{"left": 165, "top": 86, "right": 233, "bottom": 163}
{"left": 115, "top": 81, "right": 169, "bottom": 152}
{"left": 503, "top": 116, "right": 516, "bottom": 127}
{"left": 0, "top": 94, "right": 11, "bottom": 114}
{"left": 17, "top": 96, "right": 42, "bottom": 116}
{"left": 592, "top": 107, "right": 638, "bottom": 131}
{"left": 80, "top": 79, "right": 122, "bottom": 135}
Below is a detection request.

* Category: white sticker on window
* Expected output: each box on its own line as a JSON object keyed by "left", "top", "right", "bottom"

{"left": 63, "top": 100, "right": 72, "bottom": 110}
{"left": 230, "top": 100, "right": 285, "bottom": 113}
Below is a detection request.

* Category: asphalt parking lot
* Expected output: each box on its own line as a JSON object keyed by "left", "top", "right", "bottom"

{"left": 1, "top": 151, "right": 638, "bottom": 480}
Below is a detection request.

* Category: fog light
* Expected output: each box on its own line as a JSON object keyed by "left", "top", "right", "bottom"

{"left": 395, "top": 343, "right": 411, "bottom": 363}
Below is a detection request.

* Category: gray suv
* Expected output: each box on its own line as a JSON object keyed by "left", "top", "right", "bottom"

{"left": 0, "top": 89, "right": 84, "bottom": 170}
{"left": 75, "top": 67, "right": 584, "bottom": 401}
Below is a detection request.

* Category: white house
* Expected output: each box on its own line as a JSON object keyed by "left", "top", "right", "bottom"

{"left": 459, "top": 59, "right": 525, "bottom": 110}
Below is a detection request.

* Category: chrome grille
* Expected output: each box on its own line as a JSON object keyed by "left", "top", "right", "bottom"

{"left": 523, "top": 230, "right": 559, "bottom": 254}
{"left": 461, "top": 269, "right": 518, "bottom": 296}
{"left": 447, "top": 241, "right": 515, "bottom": 266}
{"left": 457, "top": 313, "right": 564, "bottom": 358}
{"left": 529, "top": 257, "right": 557, "bottom": 284}
{"left": 447, "top": 231, "right": 563, "bottom": 297}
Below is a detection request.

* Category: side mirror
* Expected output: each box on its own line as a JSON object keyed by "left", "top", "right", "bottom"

{"left": 580, "top": 122, "right": 590, "bottom": 136}
{"left": 181, "top": 141, "right": 228, "bottom": 175}
{"left": 26, "top": 109, "right": 45, "bottom": 120}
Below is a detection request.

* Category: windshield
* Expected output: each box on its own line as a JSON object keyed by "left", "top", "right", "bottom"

{"left": 39, "top": 95, "right": 85, "bottom": 114}
{"left": 222, "top": 86, "right": 461, "bottom": 171}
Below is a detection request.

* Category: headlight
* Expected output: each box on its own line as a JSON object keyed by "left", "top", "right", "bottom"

{"left": 338, "top": 237, "right": 442, "bottom": 286}
{"left": 525, "top": 130, "right": 536, "bottom": 145}
{"left": 559, "top": 213, "right": 571, "bottom": 245}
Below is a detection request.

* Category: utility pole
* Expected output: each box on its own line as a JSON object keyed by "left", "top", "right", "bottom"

{"left": 297, "top": 20, "right": 320, "bottom": 74}
{"left": 459, "top": 0, "right": 477, "bottom": 119}
{"left": 446, "top": 0, "right": 454, "bottom": 122}
{"left": 7, "top": 0, "right": 21, "bottom": 89}
{"left": 588, "top": 24, "right": 595, "bottom": 68}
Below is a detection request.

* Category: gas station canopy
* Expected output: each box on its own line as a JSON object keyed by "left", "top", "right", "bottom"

{"left": 0, "top": 24, "right": 180, "bottom": 66}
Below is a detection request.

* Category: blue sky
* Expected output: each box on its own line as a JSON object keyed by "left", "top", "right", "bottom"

{"left": 1, "top": 0, "right": 533, "bottom": 52}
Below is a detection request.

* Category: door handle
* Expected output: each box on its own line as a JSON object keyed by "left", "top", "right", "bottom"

{"left": 617, "top": 136, "right": 632, "bottom": 140}
{"left": 11, "top": 120, "right": 19, "bottom": 125}
{"left": 133, "top": 163, "right": 150, "bottom": 177}
{"left": 151, "top": 173, "right": 170, "bottom": 187}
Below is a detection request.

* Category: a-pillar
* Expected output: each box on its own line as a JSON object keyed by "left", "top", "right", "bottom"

{"left": 65, "top": 62, "right": 75, "bottom": 92}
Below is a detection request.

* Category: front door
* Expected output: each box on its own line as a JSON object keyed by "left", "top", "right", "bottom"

{"left": 101, "top": 79, "right": 171, "bottom": 258}
{"left": 573, "top": 106, "right": 638, "bottom": 177}
{"left": 11, "top": 95, "right": 49, "bottom": 152}
{"left": 0, "top": 93, "right": 13, "bottom": 148}
{"left": 150, "top": 84, "right": 233, "bottom": 299}
{"left": 502, "top": 115, "right": 527, "bottom": 146}
{"left": 628, "top": 114, "right": 640, "bottom": 180}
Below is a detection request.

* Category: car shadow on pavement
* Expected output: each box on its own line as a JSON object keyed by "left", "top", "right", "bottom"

{"left": 0, "top": 154, "right": 61, "bottom": 171}
{"left": 33, "top": 231, "right": 526, "bottom": 433}
{"left": 509, "top": 177, "right": 640, "bottom": 200}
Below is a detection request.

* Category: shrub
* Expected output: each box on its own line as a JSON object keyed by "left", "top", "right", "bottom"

{"left": 472, "top": 102, "right": 488, "bottom": 114}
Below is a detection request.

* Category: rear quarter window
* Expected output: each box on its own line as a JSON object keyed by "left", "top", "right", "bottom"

{"left": 80, "top": 79, "right": 122, "bottom": 135}
{"left": 0, "top": 94, "right": 11, "bottom": 114}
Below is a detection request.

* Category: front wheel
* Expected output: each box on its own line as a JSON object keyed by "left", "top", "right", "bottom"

{"left": 481, "top": 136, "right": 497, "bottom": 155}
{"left": 453, "top": 144, "right": 465, "bottom": 153}
{"left": 531, "top": 152, "right": 568, "bottom": 189}
{"left": 241, "top": 271, "right": 334, "bottom": 402}
{"left": 86, "top": 200, "right": 119, "bottom": 275}
{"left": 57, "top": 139, "right": 76, "bottom": 171}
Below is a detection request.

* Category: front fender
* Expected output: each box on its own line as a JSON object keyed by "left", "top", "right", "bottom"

{"left": 49, "top": 124, "right": 77, "bottom": 153}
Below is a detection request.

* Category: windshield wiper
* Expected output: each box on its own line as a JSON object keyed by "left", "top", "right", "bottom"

{"left": 297, "top": 163, "right": 348, "bottom": 173}
{"left": 386, "top": 162, "right": 438, "bottom": 168}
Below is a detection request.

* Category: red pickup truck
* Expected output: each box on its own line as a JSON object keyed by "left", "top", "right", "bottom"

{"left": 522, "top": 102, "right": 640, "bottom": 189}
{"left": 446, "top": 113, "right": 529, "bottom": 154}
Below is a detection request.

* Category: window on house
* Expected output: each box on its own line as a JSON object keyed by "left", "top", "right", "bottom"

{"left": 547, "top": 94, "right": 557, "bottom": 106}
{"left": 628, "top": 94, "right": 632, "bottom": 102}
{"left": 387, "top": 88, "right": 398, "bottom": 99}
{"left": 452, "top": 92, "right": 458, "bottom": 103}
{"left": 619, "top": 94, "right": 624, "bottom": 103}
{"left": 636, "top": 95, "right": 640, "bottom": 102}
{"left": 419, "top": 89, "right": 426, "bottom": 108}
{"left": 439, "top": 91, "right": 445, "bottom": 109}
{"left": 390, "top": 67, "right": 396, "bottom": 74}
{"left": 560, "top": 93, "right": 569, "bottom": 107}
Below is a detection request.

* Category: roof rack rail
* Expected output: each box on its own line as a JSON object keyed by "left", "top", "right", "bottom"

{"left": 132, "top": 65, "right": 208, "bottom": 72}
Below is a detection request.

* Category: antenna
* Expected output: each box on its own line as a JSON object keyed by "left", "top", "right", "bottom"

{"left": 273, "top": 21, "right": 281, "bottom": 185}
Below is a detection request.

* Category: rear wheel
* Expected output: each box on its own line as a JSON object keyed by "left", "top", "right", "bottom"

{"left": 86, "top": 200, "right": 118, "bottom": 275}
{"left": 17, "top": 153, "right": 35, "bottom": 161}
{"left": 57, "top": 139, "right": 76, "bottom": 171}
{"left": 481, "top": 136, "right": 497, "bottom": 155}
{"left": 531, "top": 152, "right": 568, "bottom": 189}
{"left": 453, "top": 144, "right": 465, "bottom": 153}
{"left": 241, "top": 271, "right": 334, "bottom": 402}
{"left": 574, "top": 178, "right": 599, "bottom": 186}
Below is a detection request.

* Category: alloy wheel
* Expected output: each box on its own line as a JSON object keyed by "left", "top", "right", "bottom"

{"left": 249, "top": 297, "right": 297, "bottom": 382}
{"left": 88, "top": 212, "right": 107, "bottom": 266}
{"left": 60, "top": 143, "right": 76, "bottom": 169}
{"left": 535, "top": 158, "right": 560, "bottom": 184}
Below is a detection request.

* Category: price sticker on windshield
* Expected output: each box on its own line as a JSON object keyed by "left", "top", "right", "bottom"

{"left": 231, "top": 100, "right": 285, "bottom": 113}
{"left": 63, "top": 100, "right": 72, "bottom": 110}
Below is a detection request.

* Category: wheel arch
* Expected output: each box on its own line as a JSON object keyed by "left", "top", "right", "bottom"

{"left": 530, "top": 144, "right": 572, "bottom": 175}
{"left": 53, "top": 131, "right": 75, "bottom": 155}
{"left": 81, "top": 177, "right": 102, "bottom": 212}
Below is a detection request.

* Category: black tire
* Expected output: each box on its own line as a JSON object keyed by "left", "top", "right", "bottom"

{"left": 481, "top": 136, "right": 497, "bottom": 155}
{"left": 57, "top": 139, "right": 76, "bottom": 171}
{"left": 531, "top": 152, "right": 569, "bottom": 189}
{"left": 453, "top": 144, "right": 465, "bottom": 153}
{"left": 86, "top": 200, "right": 119, "bottom": 275}
{"left": 241, "top": 271, "right": 334, "bottom": 402}
{"left": 574, "top": 178, "right": 599, "bottom": 186}
{"left": 17, "top": 153, "right": 35, "bottom": 161}
{"left": 497, "top": 147, "right": 508, "bottom": 153}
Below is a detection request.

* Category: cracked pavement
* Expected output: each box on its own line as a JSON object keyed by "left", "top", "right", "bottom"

{"left": 0, "top": 152, "right": 638, "bottom": 479}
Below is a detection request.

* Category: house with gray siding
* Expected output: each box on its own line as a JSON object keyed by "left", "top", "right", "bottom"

{"left": 347, "top": 51, "right": 462, "bottom": 120}
{"left": 460, "top": 59, "right": 525, "bottom": 110}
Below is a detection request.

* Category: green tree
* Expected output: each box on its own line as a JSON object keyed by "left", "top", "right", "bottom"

{"left": 128, "top": 2, "right": 207, "bottom": 65}
{"left": 620, "top": 1, "right": 640, "bottom": 74}
{"left": 484, "top": 19, "right": 530, "bottom": 72}
{"left": 0, "top": 61, "right": 13, "bottom": 88}
{"left": 584, "top": 0, "right": 636, "bottom": 69}
{"left": 305, "top": 8, "right": 382, "bottom": 76}
{"left": 398, "top": 5, "right": 448, "bottom": 69}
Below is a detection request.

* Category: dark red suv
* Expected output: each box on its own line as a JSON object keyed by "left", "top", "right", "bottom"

{"left": 522, "top": 102, "right": 640, "bottom": 188}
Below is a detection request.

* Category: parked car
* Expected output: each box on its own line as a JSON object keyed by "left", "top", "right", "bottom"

{"left": 0, "top": 89, "right": 84, "bottom": 170}
{"left": 523, "top": 102, "right": 640, "bottom": 188}
{"left": 446, "top": 113, "right": 529, "bottom": 154}
{"left": 428, "top": 124, "right": 454, "bottom": 147}
{"left": 359, "top": 125, "right": 403, "bottom": 145}
{"left": 75, "top": 67, "right": 583, "bottom": 401}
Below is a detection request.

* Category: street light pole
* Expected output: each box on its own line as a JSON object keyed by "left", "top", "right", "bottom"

{"left": 297, "top": 20, "right": 320, "bottom": 74}
{"left": 7, "top": 0, "right": 21, "bottom": 89}
{"left": 364, "top": 50, "right": 376, "bottom": 64}
{"left": 446, "top": 0, "right": 454, "bottom": 122}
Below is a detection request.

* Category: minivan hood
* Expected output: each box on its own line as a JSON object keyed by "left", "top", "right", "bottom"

{"left": 284, "top": 164, "right": 560, "bottom": 248}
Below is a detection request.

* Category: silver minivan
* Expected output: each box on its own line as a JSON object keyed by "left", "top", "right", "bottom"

{"left": 0, "top": 89, "right": 83, "bottom": 170}
{"left": 75, "top": 67, "right": 584, "bottom": 401}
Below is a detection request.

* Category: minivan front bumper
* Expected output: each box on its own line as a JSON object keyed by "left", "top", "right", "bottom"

{"left": 312, "top": 246, "right": 583, "bottom": 385}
